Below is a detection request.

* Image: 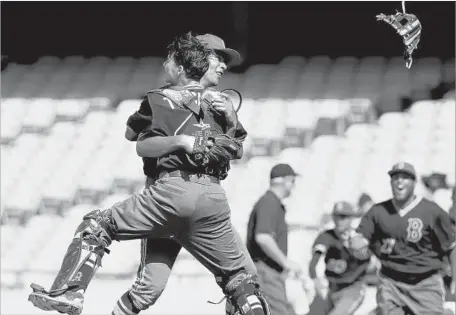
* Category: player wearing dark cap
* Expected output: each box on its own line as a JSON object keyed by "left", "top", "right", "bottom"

{"left": 246, "top": 163, "right": 301, "bottom": 315}
{"left": 29, "top": 32, "right": 271, "bottom": 315}
{"left": 307, "top": 201, "right": 370, "bottom": 315}
{"left": 350, "top": 162, "right": 456, "bottom": 315}
{"left": 116, "top": 33, "right": 255, "bottom": 315}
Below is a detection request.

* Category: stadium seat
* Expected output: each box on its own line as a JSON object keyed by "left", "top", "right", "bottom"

{"left": 56, "top": 99, "right": 90, "bottom": 121}
{"left": 443, "top": 59, "right": 455, "bottom": 84}
{"left": 100, "top": 240, "right": 141, "bottom": 275}
{"left": 277, "top": 147, "right": 310, "bottom": 172}
{"left": 433, "top": 188, "right": 453, "bottom": 211}
{"left": 410, "top": 58, "right": 442, "bottom": 90}
{"left": 62, "top": 55, "right": 86, "bottom": 67}
{"left": 22, "top": 98, "right": 57, "bottom": 132}
{"left": 2, "top": 214, "right": 61, "bottom": 272}
{"left": 0, "top": 224, "right": 22, "bottom": 259}
{"left": 279, "top": 55, "right": 306, "bottom": 69}
{"left": 283, "top": 100, "right": 318, "bottom": 148}
{"left": 1, "top": 98, "right": 30, "bottom": 142}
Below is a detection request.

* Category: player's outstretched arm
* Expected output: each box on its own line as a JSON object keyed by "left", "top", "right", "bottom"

{"left": 308, "top": 252, "right": 327, "bottom": 299}
{"left": 308, "top": 252, "right": 322, "bottom": 280}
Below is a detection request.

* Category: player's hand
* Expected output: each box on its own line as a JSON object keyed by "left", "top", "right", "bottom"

{"left": 283, "top": 259, "right": 302, "bottom": 278}
{"left": 179, "top": 135, "right": 196, "bottom": 154}
{"left": 210, "top": 94, "right": 237, "bottom": 124}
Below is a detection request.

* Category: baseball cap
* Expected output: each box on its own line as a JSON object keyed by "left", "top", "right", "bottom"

{"left": 332, "top": 201, "right": 358, "bottom": 216}
{"left": 388, "top": 162, "right": 416, "bottom": 180}
{"left": 196, "top": 34, "right": 241, "bottom": 67}
{"left": 270, "top": 163, "right": 299, "bottom": 179}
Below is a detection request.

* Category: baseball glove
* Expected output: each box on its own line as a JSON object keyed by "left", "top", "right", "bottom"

{"left": 376, "top": 11, "right": 422, "bottom": 69}
{"left": 192, "top": 131, "right": 242, "bottom": 168}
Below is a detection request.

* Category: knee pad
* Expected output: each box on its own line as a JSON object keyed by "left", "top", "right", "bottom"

{"left": 128, "top": 287, "right": 164, "bottom": 311}
{"left": 49, "top": 210, "right": 116, "bottom": 294}
{"left": 79, "top": 209, "right": 117, "bottom": 245}
{"left": 224, "top": 273, "right": 271, "bottom": 315}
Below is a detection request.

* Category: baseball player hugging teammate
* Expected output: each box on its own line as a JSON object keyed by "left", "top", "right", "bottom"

{"left": 116, "top": 33, "right": 258, "bottom": 315}
{"left": 28, "top": 32, "right": 271, "bottom": 315}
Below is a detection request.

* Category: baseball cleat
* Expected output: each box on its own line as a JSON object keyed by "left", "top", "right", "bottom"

{"left": 28, "top": 283, "right": 83, "bottom": 315}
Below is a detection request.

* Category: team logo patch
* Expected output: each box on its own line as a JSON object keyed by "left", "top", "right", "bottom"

{"left": 406, "top": 218, "right": 424, "bottom": 243}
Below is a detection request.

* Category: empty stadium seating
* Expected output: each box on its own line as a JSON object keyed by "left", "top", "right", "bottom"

{"left": 1, "top": 55, "right": 455, "bottom": 315}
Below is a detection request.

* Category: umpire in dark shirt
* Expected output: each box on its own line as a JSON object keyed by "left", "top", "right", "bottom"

{"left": 247, "top": 163, "right": 301, "bottom": 315}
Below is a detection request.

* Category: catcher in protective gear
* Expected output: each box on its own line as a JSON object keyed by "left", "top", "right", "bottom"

{"left": 376, "top": 9, "right": 422, "bottom": 69}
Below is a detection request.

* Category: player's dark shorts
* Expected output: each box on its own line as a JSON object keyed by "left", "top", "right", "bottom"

{"left": 108, "top": 171, "right": 249, "bottom": 283}
{"left": 308, "top": 280, "right": 366, "bottom": 315}
{"left": 254, "top": 260, "right": 296, "bottom": 315}
{"left": 377, "top": 271, "right": 445, "bottom": 315}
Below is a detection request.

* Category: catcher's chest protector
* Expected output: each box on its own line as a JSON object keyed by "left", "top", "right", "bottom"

{"left": 148, "top": 89, "right": 224, "bottom": 138}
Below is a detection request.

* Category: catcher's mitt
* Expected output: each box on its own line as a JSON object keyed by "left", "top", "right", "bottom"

{"left": 376, "top": 10, "right": 422, "bottom": 69}
{"left": 192, "top": 131, "right": 241, "bottom": 167}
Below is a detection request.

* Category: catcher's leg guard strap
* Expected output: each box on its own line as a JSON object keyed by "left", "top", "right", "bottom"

{"left": 49, "top": 210, "right": 117, "bottom": 295}
{"left": 224, "top": 273, "right": 271, "bottom": 315}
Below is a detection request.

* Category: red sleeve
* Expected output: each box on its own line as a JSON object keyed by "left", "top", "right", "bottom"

{"left": 356, "top": 206, "right": 378, "bottom": 242}
{"left": 433, "top": 205, "right": 456, "bottom": 253}
{"left": 255, "top": 197, "right": 280, "bottom": 236}
{"left": 312, "top": 231, "right": 333, "bottom": 255}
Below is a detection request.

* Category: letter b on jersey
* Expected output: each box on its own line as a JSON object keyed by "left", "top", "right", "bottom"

{"left": 406, "top": 218, "right": 423, "bottom": 243}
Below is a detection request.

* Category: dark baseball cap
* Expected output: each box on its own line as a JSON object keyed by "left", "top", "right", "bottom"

{"left": 270, "top": 163, "right": 299, "bottom": 179}
{"left": 196, "top": 34, "right": 241, "bottom": 67}
{"left": 388, "top": 162, "right": 417, "bottom": 180}
{"left": 332, "top": 201, "right": 358, "bottom": 216}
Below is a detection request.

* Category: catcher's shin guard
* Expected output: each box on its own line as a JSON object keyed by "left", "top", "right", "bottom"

{"left": 51, "top": 210, "right": 115, "bottom": 293}
{"left": 224, "top": 273, "right": 271, "bottom": 315}
{"left": 29, "top": 209, "right": 116, "bottom": 312}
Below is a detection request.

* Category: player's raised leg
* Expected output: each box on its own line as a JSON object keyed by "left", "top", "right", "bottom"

{"left": 28, "top": 181, "right": 189, "bottom": 315}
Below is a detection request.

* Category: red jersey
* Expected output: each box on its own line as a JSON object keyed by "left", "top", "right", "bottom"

{"left": 312, "top": 229, "right": 370, "bottom": 285}
{"left": 357, "top": 196, "right": 456, "bottom": 276}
